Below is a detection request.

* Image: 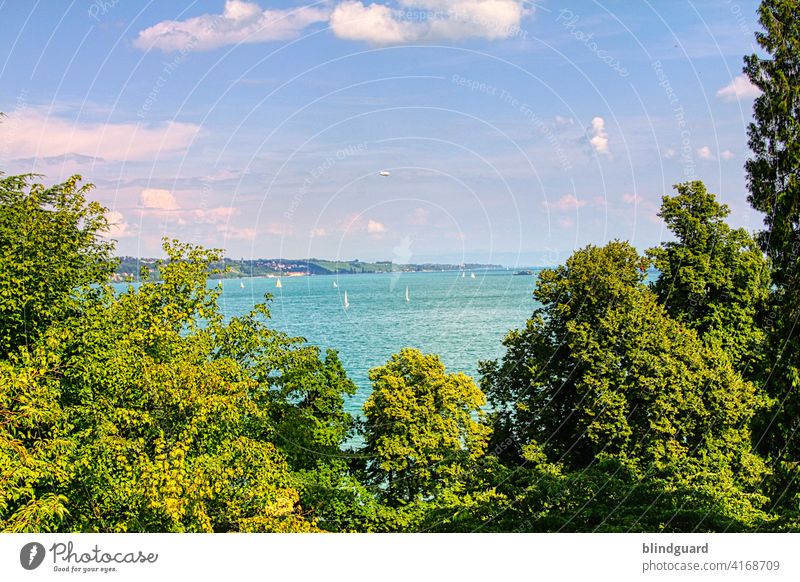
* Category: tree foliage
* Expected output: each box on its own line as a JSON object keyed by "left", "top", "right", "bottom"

{"left": 480, "top": 242, "right": 769, "bottom": 527}
{"left": 0, "top": 176, "right": 362, "bottom": 531}
{"left": 363, "top": 348, "right": 491, "bottom": 505}
{"left": 0, "top": 174, "right": 114, "bottom": 357}
{"left": 647, "top": 181, "right": 770, "bottom": 374}
{"left": 743, "top": 2, "right": 800, "bottom": 504}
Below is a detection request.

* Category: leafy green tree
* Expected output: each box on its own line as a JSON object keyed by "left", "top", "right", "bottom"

{"left": 743, "top": 1, "right": 800, "bottom": 509}
{"left": 745, "top": 0, "right": 800, "bottom": 292}
{"left": 481, "top": 242, "right": 768, "bottom": 526}
{"left": 363, "top": 348, "right": 491, "bottom": 505}
{"left": 647, "top": 181, "right": 770, "bottom": 373}
{"left": 480, "top": 241, "right": 648, "bottom": 464}
{"left": 0, "top": 174, "right": 114, "bottom": 357}
{"left": 1, "top": 239, "right": 326, "bottom": 532}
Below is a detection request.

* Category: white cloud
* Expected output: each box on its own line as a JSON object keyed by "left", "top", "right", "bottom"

{"left": 0, "top": 109, "right": 200, "bottom": 161}
{"left": 104, "top": 211, "right": 135, "bottom": 238}
{"left": 548, "top": 194, "right": 587, "bottom": 211}
{"left": 716, "top": 74, "right": 761, "bottom": 102}
{"left": 140, "top": 188, "right": 179, "bottom": 210}
{"left": 138, "top": 189, "right": 239, "bottom": 229}
{"left": 622, "top": 193, "right": 642, "bottom": 204}
{"left": 192, "top": 206, "right": 236, "bottom": 223}
{"left": 554, "top": 115, "right": 574, "bottom": 126}
{"left": 367, "top": 219, "right": 387, "bottom": 233}
{"left": 135, "top": 0, "right": 329, "bottom": 52}
{"left": 223, "top": 226, "right": 257, "bottom": 240}
{"left": 330, "top": 1, "right": 413, "bottom": 43}
{"left": 663, "top": 148, "right": 676, "bottom": 159}
{"left": 721, "top": 149, "right": 735, "bottom": 161}
{"left": 697, "top": 146, "right": 715, "bottom": 161}
{"left": 330, "top": 0, "right": 531, "bottom": 45}
{"left": 589, "top": 116, "right": 610, "bottom": 156}
{"left": 311, "top": 227, "right": 327, "bottom": 237}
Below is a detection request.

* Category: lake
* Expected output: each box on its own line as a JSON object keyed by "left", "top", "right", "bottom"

{"left": 119, "top": 270, "right": 541, "bottom": 415}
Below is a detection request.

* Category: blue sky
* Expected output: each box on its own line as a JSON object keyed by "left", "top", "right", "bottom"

{"left": 0, "top": 0, "right": 764, "bottom": 265}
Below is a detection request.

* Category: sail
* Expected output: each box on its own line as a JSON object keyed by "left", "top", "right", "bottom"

{"left": 344, "top": 291, "right": 349, "bottom": 309}
{"left": 471, "top": 272, "right": 476, "bottom": 279}
{"left": 240, "top": 281, "right": 245, "bottom": 288}
{"left": 405, "top": 286, "right": 410, "bottom": 302}
{"left": 333, "top": 281, "right": 338, "bottom": 288}
{"left": 276, "top": 277, "right": 282, "bottom": 288}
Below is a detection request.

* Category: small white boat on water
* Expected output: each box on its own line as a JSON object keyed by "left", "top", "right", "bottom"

{"left": 461, "top": 272, "right": 465, "bottom": 279}
{"left": 343, "top": 290, "right": 349, "bottom": 309}
{"left": 333, "top": 281, "right": 338, "bottom": 288}
{"left": 276, "top": 278, "right": 282, "bottom": 289}
{"left": 471, "top": 272, "right": 476, "bottom": 279}
{"left": 379, "top": 171, "right": 391, "bottom": 177}
{"left": 405, "top": 286, "right": 410, "bottom": 302}
{"left": 240, "top": 281, "right": 245, "bottom": 289}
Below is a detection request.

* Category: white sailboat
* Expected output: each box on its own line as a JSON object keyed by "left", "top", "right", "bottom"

{"left": 333, "top": 281, "right": 338, "bottom": 288}
{"left": 240, "top": 281, "right": 245, "bottom": 289}
{"left": 470, "top": 272, "right": 476, "bottom": 279}
{"left": 461, "top": 272, "right": 465, "bottom": 279}
{"left": 343, "top": 290, "right": 349, "bottom": 309}
{"left": 276, "top": 277, "right": 282, "bottom": 289}
{"left": 405, "top": 286, "right": 410, "bottom": 302}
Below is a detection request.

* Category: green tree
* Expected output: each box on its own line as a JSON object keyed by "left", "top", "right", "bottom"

{"left": 0, "top": 174, "right": 114, "bottom": 357}
{"left": 647, "top": 181, "right": 770, "bottom": 373}
{"left": 0, "top": 240, "right": 324, "bottom": 532}
{"left": 743, "top": 0, "right": 800, "bottom": 508}
{"left": 363, "top": 348, "right": 491, "bottom": 506}
{"left": 481, "top": 242, "right": 768, "bottom": 527}
{"left": 745, "top": 0, "right": 800, "bottom": 291}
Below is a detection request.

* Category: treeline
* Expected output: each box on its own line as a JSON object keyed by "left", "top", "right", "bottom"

{"left": 1, "top": 0, "right": 799, "bottom": 532}
{"left": 112, "top": 256, "right": 504, "bottom": 283}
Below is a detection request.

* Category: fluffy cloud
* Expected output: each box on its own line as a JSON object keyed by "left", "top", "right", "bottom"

{"left": 588, "top": 116, "right": 610, "bottom": 156}
{"left": 721, "top": 149, "right": 735, "bottom": 161}
{"left": 330, "top": 1, "right": 412, "bottom": 44}
{"left": 223, "top": 226, "right": 258, "bottom": 240}
{"left": 140, "top": 188, "right": 179, "bottom": 210}
{"left": 622, "top": 193, "right": 642, "bottom": 204}
{"left": 367, "top": 219, "right": 387, "bottom": 233}
{"left": 0, "top": 109, "right": 199, "bottom": 161}
{"left": 697, "top": 146, "right": 715, "bottom": 161}
{"left": 138, "top": 189, "right": 240, "bottom": 229}
{"left": 548, "top": 193, "right": 587, "bottom": 211}
{"left": 330, "top": 0, "right": 531, "bottom": 45}
{"left": 135, "top": 0, "right": 329, "bottom": 52}
{"left": 104, "top": 211, "right": 136, "bottom": 238}
{"left": 716, "top": 74, "right": 761, "bottom": 102}
{"left": 663, "top": 148, "right": 676, "bottom": 159}
{"left": 135, "top": 0, "right": 533, "bottom": 50}
{"left": 192, "top": 207, "right": 236, "bottom": 223}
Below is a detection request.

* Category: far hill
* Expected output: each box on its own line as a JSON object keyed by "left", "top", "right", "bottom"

{"left": 112, "top": 257, "right": 504, "bottom": 282}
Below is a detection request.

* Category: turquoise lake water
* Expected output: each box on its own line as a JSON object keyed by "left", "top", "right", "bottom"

{"left": 121, "top": 270, "right": 541, "bottom": 415}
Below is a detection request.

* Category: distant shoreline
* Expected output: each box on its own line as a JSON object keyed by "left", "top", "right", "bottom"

{"left": 111, "top": 257, "right": 516, "bottom": 283}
